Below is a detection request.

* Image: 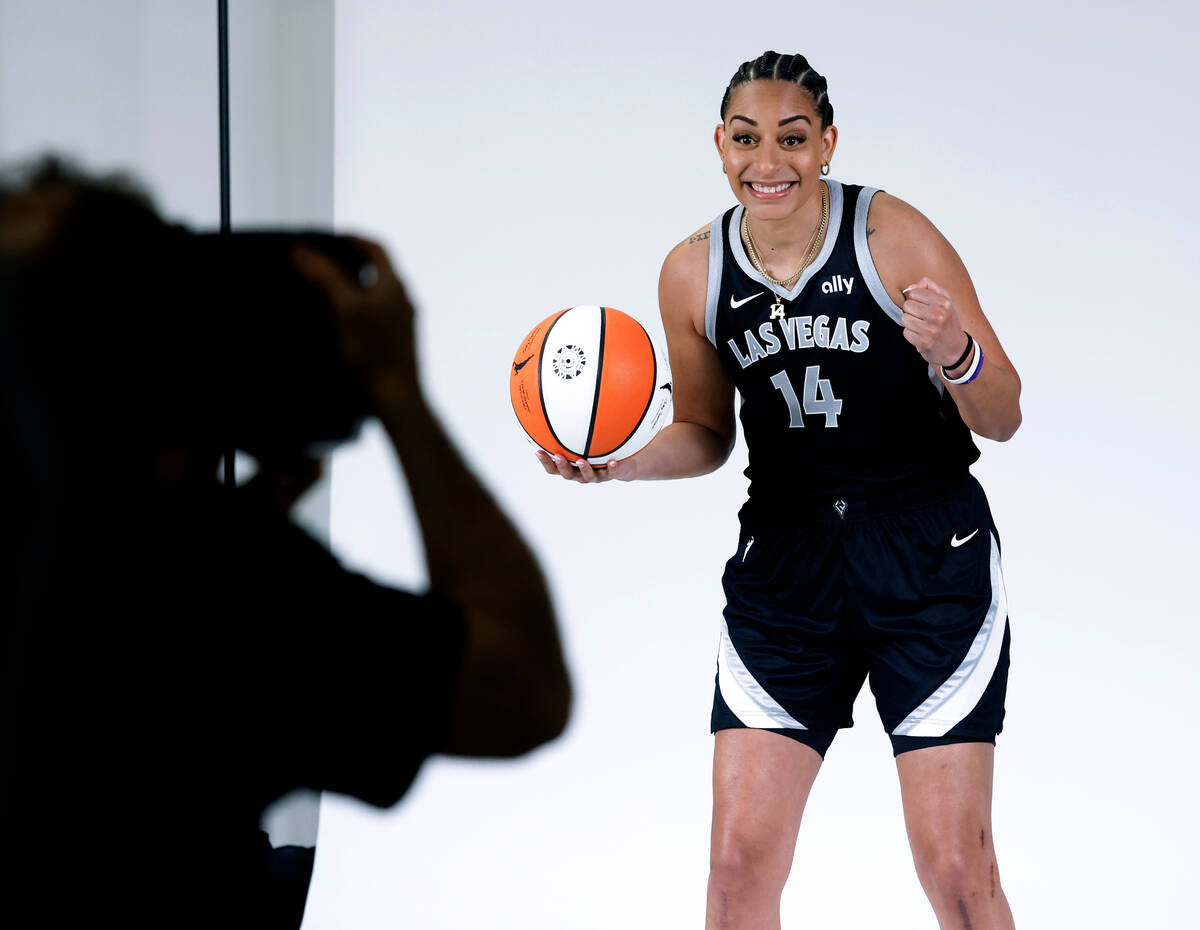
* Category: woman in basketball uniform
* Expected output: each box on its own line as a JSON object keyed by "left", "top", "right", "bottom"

{"left": 537, "top": 51, "right": 1020, "bottom": 929}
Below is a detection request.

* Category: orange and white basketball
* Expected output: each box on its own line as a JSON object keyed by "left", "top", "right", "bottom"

{"left": 510, "top": 306, "right": 673, "bottom": 465}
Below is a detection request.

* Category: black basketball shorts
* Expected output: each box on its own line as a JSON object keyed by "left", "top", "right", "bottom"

{"left": 711, "top": 475, "right": 1011, "bottom": 757}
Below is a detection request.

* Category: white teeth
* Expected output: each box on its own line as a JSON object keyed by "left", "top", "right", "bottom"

{"left": 750, "top": 182, "right": 793, "bottom": 194}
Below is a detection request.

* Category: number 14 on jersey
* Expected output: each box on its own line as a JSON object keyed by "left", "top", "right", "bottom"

{"left": 769, "top": 365, "right": 842, "bottom": 428}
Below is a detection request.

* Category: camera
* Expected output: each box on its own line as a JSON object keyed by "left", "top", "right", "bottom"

{"left": 182, "top": 230, "right": 375, "bottom": 458}
{"left": 1, "top": 187, "right": 376, "bottom": 462}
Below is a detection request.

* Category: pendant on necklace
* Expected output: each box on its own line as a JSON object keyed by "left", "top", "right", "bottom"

{"left": 770, "top": 297, "right": 787, "bottom": 321}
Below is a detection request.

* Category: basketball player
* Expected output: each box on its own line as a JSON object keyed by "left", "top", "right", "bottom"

{"left": 537, "top": 51, "right": 1021, "bottom": 929}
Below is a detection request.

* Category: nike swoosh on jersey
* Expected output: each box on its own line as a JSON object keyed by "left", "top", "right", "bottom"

{"left": 730, "top": 292, "right": 763, "bottom": 309}
{"left": 951, "top": 529, "right": 979, "bottom": 548}
{"left": 512, "top": 355, "right": 533, "bottom": 374}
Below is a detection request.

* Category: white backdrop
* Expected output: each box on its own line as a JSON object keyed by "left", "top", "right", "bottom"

{"left": 309, "top": 0, "right": 1200, "bottom": 927}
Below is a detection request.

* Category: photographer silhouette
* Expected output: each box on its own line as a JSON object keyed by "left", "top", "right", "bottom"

{"left": 1, "top": 158, "right": 570, "bottom": 928}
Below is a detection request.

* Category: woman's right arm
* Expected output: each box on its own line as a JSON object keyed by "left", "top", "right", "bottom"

{"left": 537, "top": 227, "right": 736, "bottom": 483}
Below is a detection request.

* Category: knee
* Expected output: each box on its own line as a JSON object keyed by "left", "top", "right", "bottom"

{"left": 709, "top": 829, "right": 791, "bottom": 896}
{"left": 914, "top": 843, "right": 999, "bottom": 905}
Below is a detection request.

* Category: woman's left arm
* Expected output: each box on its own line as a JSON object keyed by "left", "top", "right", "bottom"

{"left": 869, "top": 193, "right": 1022, "bottom": 442}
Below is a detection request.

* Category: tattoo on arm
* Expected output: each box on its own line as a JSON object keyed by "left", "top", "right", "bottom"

{"left": 688, "top": 230, "right": 711, "bottom": 244}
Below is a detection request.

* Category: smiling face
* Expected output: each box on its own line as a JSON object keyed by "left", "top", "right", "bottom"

{"left": 715, "top": 80, "right": 838, "bottom": 223}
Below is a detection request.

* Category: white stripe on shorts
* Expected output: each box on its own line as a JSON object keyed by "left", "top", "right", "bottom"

{"left": 717, "top": 617, "right": 806, "bottom": 730}
{"left": 892, "top": 531, "right": 1008, "bottom": 738}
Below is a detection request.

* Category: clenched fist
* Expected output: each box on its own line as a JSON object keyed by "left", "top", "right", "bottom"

{"left": 900, "top": 276, "right": 971, "bottom": 374}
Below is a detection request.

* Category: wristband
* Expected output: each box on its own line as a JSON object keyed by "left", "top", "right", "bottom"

{"left": 941, "top": 342, "right": 984, "bottom": 385}
{"left": 947, "top": 333, "right": 974, "bottom": 372}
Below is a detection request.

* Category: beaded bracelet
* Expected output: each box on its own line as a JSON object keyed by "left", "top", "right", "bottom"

{"left": 941, "top": 341, "right": 984, "bottom": 385}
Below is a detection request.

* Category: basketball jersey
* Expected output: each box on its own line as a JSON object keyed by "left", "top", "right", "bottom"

{"left": 704, "top": 180, "right": 979, "bottom": 504}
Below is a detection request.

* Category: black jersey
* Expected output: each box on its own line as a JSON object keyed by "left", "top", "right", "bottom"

{"left": 704, "top": 180, "right": 979, "bottom": 505}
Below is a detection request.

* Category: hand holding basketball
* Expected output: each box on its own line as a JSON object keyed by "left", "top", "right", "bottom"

{"left": 533, "top": 449, "right": 638, "bottom": 483}
{"left": 899, "top": 276, "right": 968, "bottom": 369}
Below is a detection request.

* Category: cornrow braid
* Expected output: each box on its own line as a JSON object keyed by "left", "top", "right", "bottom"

{"left": 719, "top": 51, "right": 834, "bottom": 130}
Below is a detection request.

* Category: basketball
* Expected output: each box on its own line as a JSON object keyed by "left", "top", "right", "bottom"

{"left": 510, "top": 305, "right": 673, "bottom": 465}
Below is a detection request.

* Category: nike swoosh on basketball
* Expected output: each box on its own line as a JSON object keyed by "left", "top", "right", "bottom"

{"left": 951, "top": 529, "right": 979, "bottom": 548}
{"left": 512, "top": 355, "right": 533, "bottom": 374}
{"left": 730, "top": 292, "right": 763, "bottom": 309}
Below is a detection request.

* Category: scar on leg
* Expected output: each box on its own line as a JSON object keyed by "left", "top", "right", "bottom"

{"left": 956, "top": 898, "right": 974, "bottom": 930}
{"left": 979, "top": 828, "right": 985, "bottom": 848}
{"left": 719, "top": 891, "right": 730, "bottom": 929}
{"left": 990, "top": 862, "right": 996, "bottom": 899}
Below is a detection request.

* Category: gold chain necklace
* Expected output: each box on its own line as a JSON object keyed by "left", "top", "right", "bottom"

{"left": 742, "top": 182, "right": 829, "bottom": 319}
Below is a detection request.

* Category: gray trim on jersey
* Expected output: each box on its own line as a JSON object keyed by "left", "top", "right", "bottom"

{"left": 728, "top": 179, "right": 844, "bottom": 303}
{"left": 854, "top": 188, "right": 946, "bottom": 398}
{"left": 717, "top": 618, "right": 807, "bottom": 730}
{"left": 892, "top": 531, "right": 1008, "bottom": 738}
{"left": 853, "top": 187, "right": 906, "bottom": 326}
{"left": 927, "top": 363, "right": 945, "bottom": 397}
{"left": 705, "top": 214, "right": 725, "bottom": 348}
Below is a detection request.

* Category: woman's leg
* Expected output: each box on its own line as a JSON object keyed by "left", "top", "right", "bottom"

{"left": 896, "top": 742, "right": 1015, "bottom": 930}
{"left": 706, "top": 729, "right": 824, "bottom": 930}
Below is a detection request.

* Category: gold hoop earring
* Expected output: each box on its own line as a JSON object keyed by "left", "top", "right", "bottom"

{"left": 821, "top": 163, "right": 830, "bottom": 176}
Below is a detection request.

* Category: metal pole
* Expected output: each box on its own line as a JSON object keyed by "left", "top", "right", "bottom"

{"left": 218, "top": 0, "right": 235, "bottom": 488}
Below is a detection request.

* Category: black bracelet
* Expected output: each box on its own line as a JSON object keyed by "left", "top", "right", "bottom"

{"left": 947, "top": 333, "right": 974, "bottom": 372}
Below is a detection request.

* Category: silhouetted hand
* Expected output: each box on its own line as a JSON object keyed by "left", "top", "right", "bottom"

{"left": 293, "top": 236, "right": 418, "bottom": 397}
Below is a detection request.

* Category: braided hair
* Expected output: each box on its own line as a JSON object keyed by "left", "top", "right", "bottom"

{"left": 719, "top": 51, "right": 834, "bottom": 130}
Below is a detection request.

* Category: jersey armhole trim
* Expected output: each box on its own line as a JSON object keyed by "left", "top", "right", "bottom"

{"left": 853, "top": 187, "right": 905, "bottom": 326}
{"left": 704, "top": 213, "right": 725, "bottom": 348}
{"left": 855, "top": 189, "right": 945, "bottom": 397}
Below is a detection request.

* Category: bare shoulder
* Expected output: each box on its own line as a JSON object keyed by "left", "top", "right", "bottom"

{"left": 866, "top": 191, "right": 964, "bottom": 301}
{"left": 663, "top": 221, "right": 713, "bottom": 278}
{"left": 659, "top": 222, "right": 711, "bottom": 335}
